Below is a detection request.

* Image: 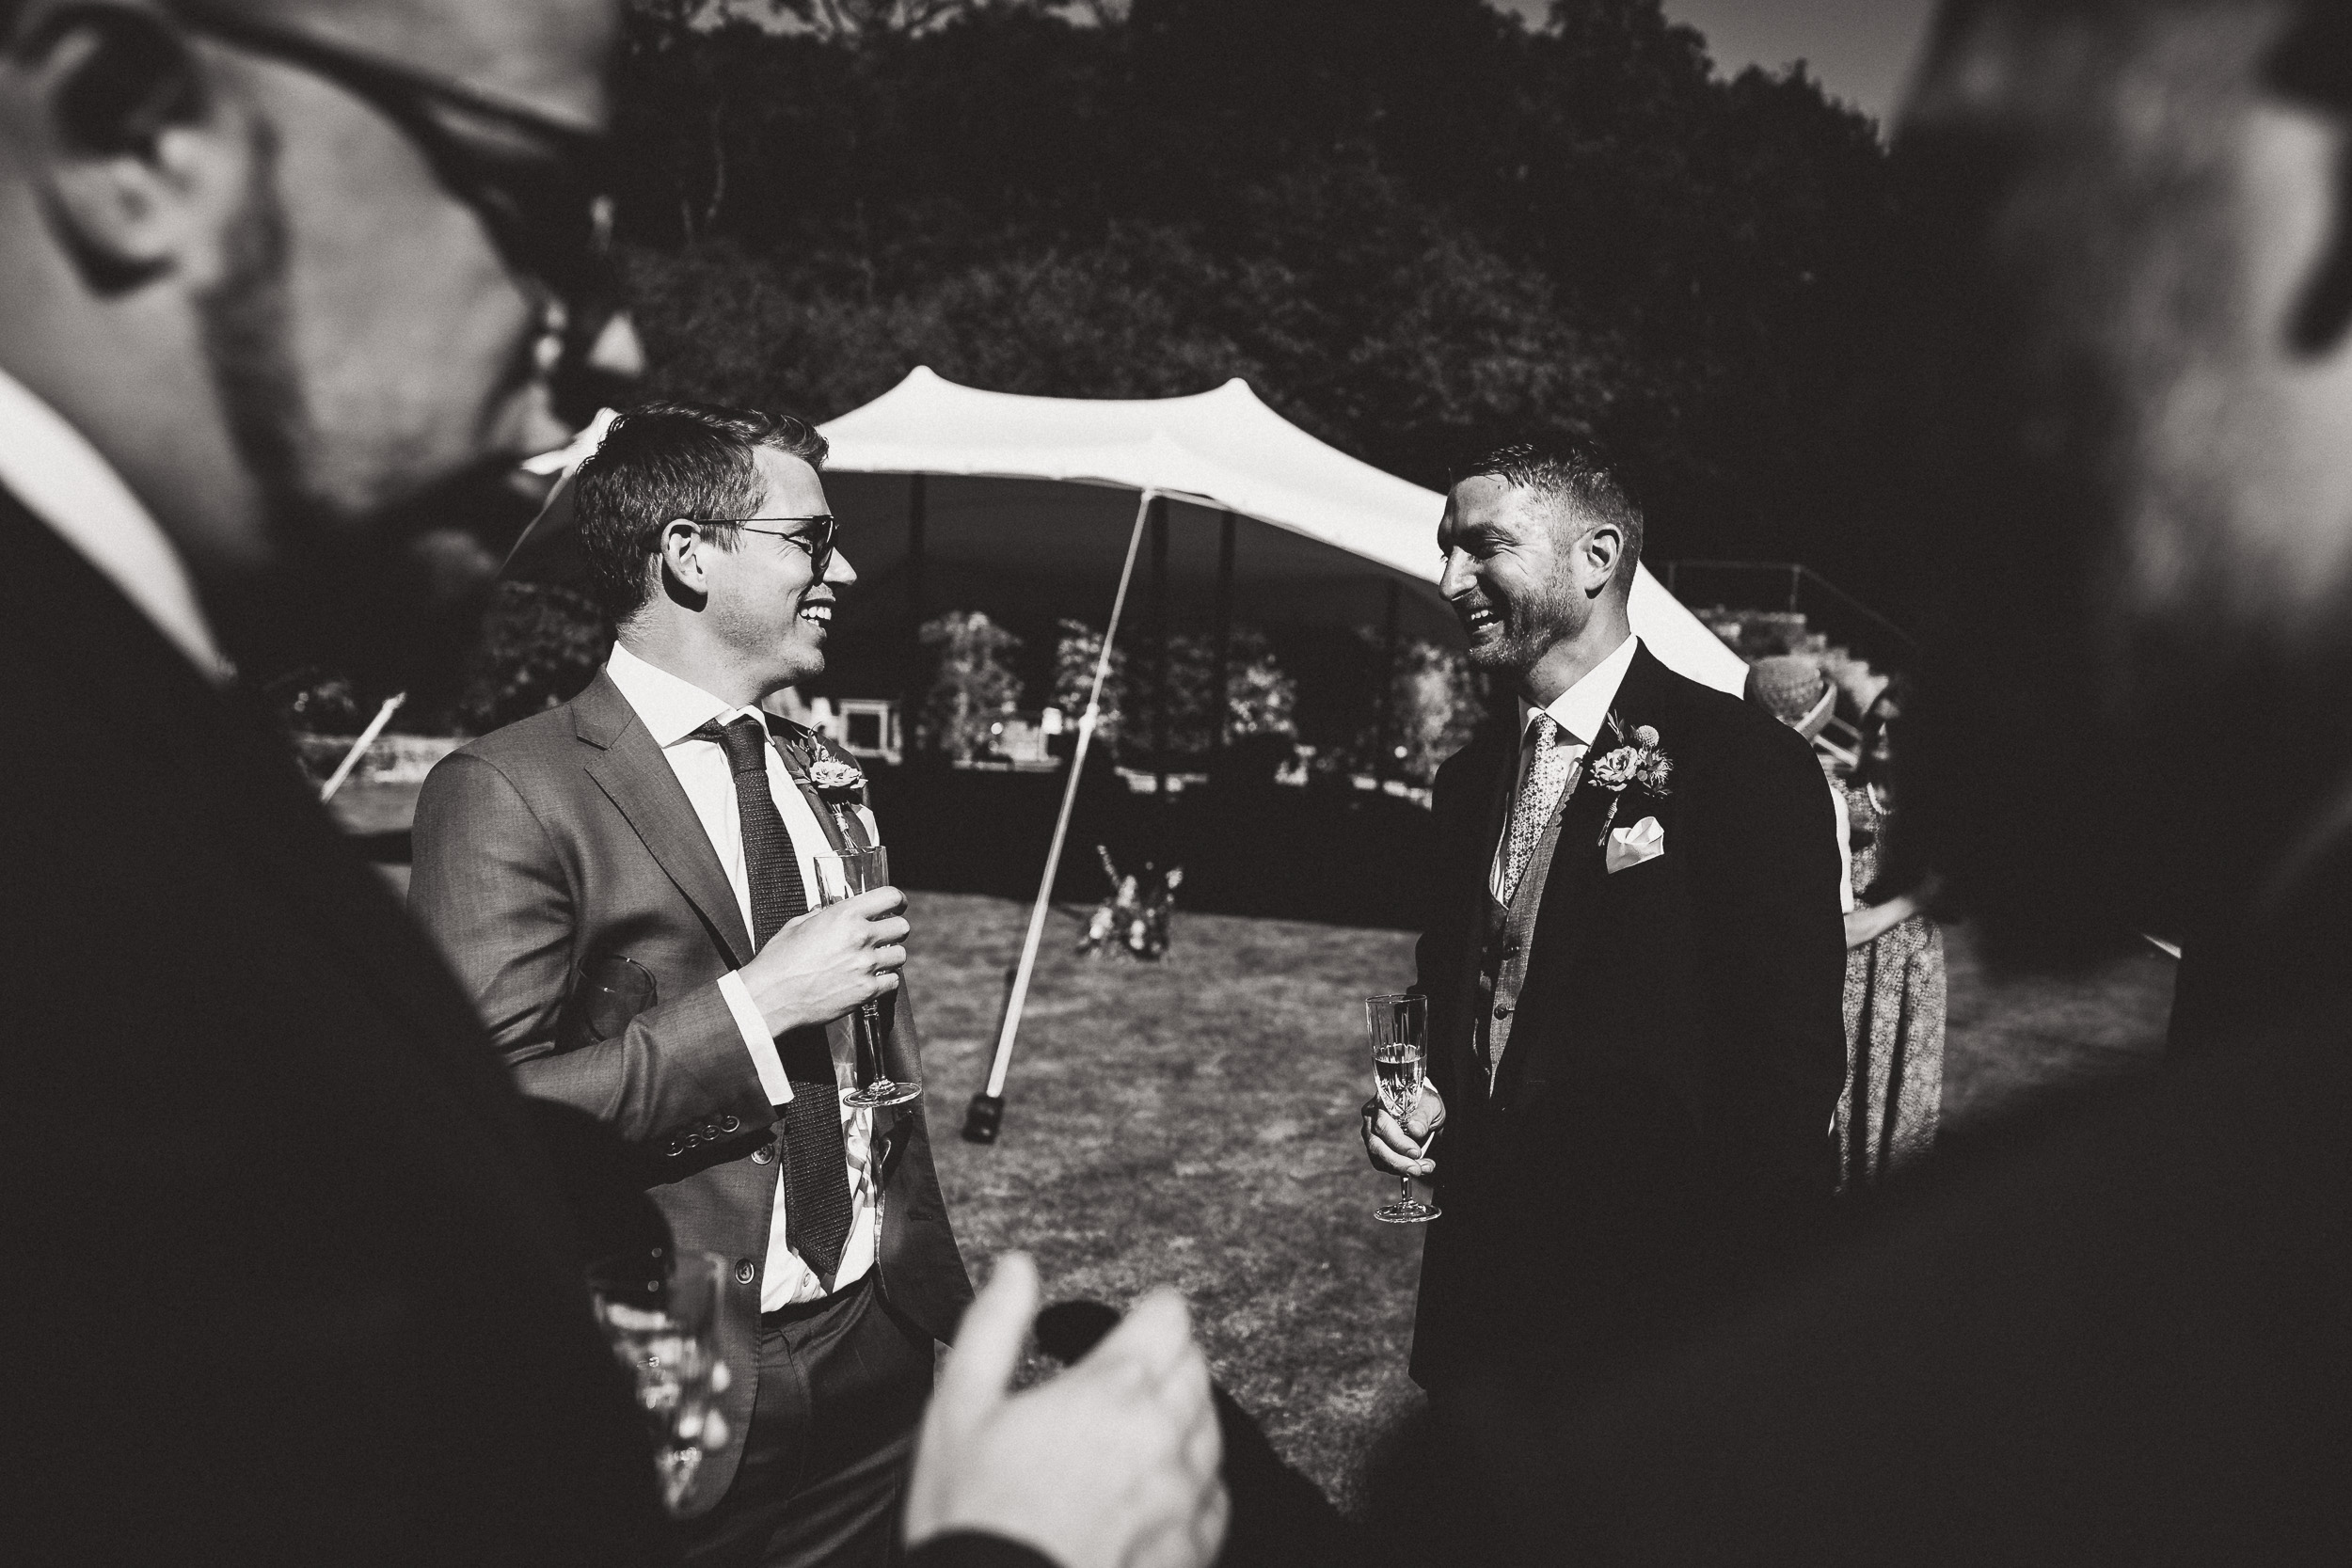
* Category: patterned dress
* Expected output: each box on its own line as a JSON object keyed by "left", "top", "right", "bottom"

{"left": 1837, "top": 779, "right": 1945, "bottom": 1193}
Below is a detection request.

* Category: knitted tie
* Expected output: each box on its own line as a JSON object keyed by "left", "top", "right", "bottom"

{"left": 697, "top": 715, "right": 852, "bottom": 1285}
{"left": 1497, "top": 714, "right": 1579, "bottom": 905}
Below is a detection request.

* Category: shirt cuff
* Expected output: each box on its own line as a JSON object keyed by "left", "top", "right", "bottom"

{"left": 718, "top": 971, "right": 793, "bottom": 1104}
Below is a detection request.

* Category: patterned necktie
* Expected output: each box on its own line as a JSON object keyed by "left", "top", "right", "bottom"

{"left": 1497, "top": 714, "right": 1579, "bottom": 905}
{"left": 695, "top": 715, "right": 852, "bottom": 1286}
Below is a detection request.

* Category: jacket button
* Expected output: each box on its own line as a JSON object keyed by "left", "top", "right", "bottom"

{"left": 666, "top": 1138, "right": 685, "bottom": 1157}
{"left": 1493, "top": 1003, "right": 1514, "bottom": 1020}
{"left": 734, "top": 1259, "right": 756, "bottom": 1285}
{"left": 751, "top": 1141, "right": 776, "bottom": 1165}
{"left": 718, "top": 1113, "right": 741, "bottom": 1133}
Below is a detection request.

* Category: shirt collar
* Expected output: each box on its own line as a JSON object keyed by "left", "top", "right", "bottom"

{"left": 604, "top": 640, "right": 773, "bottom": 749}
{"left": 1518, "top": 632, "right": 1640, "bottom": 750}
{"left": 0, "top": 364, "right": 230, "bottom": 684}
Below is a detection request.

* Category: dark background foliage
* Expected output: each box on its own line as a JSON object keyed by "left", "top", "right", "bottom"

{"left": 612, "top": 0, "right": 1915, "bottom": 614}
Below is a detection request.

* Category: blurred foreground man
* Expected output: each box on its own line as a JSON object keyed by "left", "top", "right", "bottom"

{"left": 412, "top": 403, "right": 972, "bottom": 1567}
{"left": 0, "top": 4, "right": 1218, "bottom": 1565}
{"left": 1457, "top": 1, "right": 2352, "bottom": 1560}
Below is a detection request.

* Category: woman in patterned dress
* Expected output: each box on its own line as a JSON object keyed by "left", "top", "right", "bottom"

{"left": 1837, "top": 684, "right": 1945, "bottom": 1194}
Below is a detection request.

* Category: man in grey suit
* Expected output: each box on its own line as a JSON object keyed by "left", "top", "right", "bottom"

{"left": 412, "top": 401, "right": 972, "bottom": 1568}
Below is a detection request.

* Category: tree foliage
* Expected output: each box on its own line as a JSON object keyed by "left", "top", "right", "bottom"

{"left": 613, "top": 0, "right": 1910, "bottom": 603}
{"left": 917, "top": 609, "right": 1026, "bottom": 758}
{"left": 455, "top": 583, "right": 613, "bottom": 735}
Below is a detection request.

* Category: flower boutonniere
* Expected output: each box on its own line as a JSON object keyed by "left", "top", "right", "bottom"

{"left": 1589, "top": 721, "right": 1672, "bottom": 846}
{"left": 804, "top": 744, "right": 870, "bottom": 839}
{"left": 807, "top": 753, "right": 866, "bottom": 800}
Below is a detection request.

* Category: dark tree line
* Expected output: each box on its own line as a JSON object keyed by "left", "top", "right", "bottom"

{"left": 612, "top": 0, "right": 1919, "bottom": 611}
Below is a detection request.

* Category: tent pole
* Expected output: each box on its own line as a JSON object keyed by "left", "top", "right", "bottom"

{"left": 1211, "top": 511, "right": 1235, "bottom": 763}
{"left": 1150, "top": 498, "right": 1169, "bottom": 800}
{"left": 900, "top": 474, "right": 928, "bottom": 761}
{"left": 964, "top": 488, "right": 1156, "bottom": 1144}
{"left": 1375, "top": 578, "right": 1402, "bottom": 785}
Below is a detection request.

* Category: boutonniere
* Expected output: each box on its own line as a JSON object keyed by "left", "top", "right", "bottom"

{"left": 803, "top": 743, "right": 870, "bottom": 839}
{"left": 1589, "top": 721, "right": 1672, "bottom": 846}
{"left": 807, "top": 753, "right": 866, "bottom": 800}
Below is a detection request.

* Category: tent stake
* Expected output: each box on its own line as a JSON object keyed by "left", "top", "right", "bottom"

{"left": 966, "top": 488, "right": 1156, "bottom": 1144}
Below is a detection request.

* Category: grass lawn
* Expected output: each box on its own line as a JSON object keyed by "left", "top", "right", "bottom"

{"left": 907, "top": 892, "right": 1427, "bottom": 1518}
{"left": 901, "top": 891, "right": 2175, "bottom": 1515}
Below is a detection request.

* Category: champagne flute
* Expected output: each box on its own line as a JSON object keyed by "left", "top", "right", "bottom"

{"left": 584, "top": 1247, "right": 728, "bottom": 1514}
{"left": 1366, "top": 991, "right": 1439, "bottom": 1224}
{"left": 811, "top": 846, "right": 922, "bottom": 1109}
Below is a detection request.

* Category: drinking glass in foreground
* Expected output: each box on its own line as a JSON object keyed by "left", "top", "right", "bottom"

{"left": 585, "top": 1247, "right": 729, "bottom": 1513}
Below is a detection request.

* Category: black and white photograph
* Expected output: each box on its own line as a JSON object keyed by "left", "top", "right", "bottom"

{"left": 8, "top": 1, "right": 2349, "bottom": 1564}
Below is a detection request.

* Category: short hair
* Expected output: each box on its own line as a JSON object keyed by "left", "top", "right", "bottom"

{"left": 571, "top": 401, "right": 828, "bottom": 624}
{"left": 1457, "top": 442, "right": 1645, "bottom": 589}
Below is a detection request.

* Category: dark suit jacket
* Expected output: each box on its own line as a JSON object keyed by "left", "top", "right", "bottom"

{"left": 408, "top": 669, "right": 972, "bottom": 1513}
{"left": 0, "top": 491, "right": 673, "bottom": 1564}
{"left": 1411, "top": 641, "right": 1848, "bottom": 1389}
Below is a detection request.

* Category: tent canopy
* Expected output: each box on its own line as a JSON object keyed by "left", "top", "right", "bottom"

{"left": 816, "top": 368, "right": 1750, "bottom": 694}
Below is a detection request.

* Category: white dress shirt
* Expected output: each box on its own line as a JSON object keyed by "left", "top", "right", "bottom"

{"left": 1490, "top": 631, "right": 1641, "bottom": 898}
{"left": 0, "top": 365, "right": 229, "bottom": 682}
{"left": 602, "top": 641, "right": 881, "bottom": 1307}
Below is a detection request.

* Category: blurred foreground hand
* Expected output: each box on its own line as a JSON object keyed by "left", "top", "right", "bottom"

{"left": 906, "top": 1253, "right": 1228, "bottom": 1568}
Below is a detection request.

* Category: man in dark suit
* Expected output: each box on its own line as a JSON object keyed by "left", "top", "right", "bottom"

{"left": 411, "top": 402, "right": 974, "bottom": 1567}
{"left": 1, "top": 5, "right": 1219, "bottom": 1566}
{"left": 1364, "top": 444, "right": 1847, "bottom": 1405}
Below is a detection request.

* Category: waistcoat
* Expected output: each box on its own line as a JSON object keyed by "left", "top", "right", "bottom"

{"left": 1475, "top": 750, "right": 1585, "bottom": 1089}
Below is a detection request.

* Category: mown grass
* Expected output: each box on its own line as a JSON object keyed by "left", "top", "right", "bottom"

{"left": 908, "top": 891, "right": 1427, "bottom": 1518}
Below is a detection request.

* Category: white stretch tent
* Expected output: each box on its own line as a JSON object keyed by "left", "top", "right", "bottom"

{"left": 816, "top": 366, "right": 1751, "bottom": 695}
{"left": 810, "top": 369, "right": 1751, "bottom": 1133}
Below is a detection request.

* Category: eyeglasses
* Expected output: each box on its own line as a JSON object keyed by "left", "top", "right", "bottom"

{"left": 691, "top": 515, "right": 839, "bottom": 578}
{"left": 170, "top": 1, "right": 616, "bottom": 309}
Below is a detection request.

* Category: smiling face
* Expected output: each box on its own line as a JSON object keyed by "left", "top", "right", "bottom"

{"left": 701, "top": 445, "right": 855, "bottom": 697}
{"left": 1438, "top": 475, "right": 1597, "bottom": 678}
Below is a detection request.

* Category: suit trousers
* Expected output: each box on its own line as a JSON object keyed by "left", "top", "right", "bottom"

{"left": 681, "top": 1278, "right": 935, "bottom": 1568}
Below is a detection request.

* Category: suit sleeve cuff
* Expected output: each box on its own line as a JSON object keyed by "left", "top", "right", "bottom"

{"left": 718, "top": 971, "right": 793, "bottom": 1104}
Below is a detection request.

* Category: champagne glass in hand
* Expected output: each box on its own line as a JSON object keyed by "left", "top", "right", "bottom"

{"left": 585, "top": 1248, "right": 730, "bottom": 1514}
{"left": 1366, "top": 992, "right": 1439, "bottom": 1224}
{"left": 811, "top": 847, "right": 922, "bottom": 1109}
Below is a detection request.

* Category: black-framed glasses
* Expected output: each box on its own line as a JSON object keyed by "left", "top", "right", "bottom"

{"left": 691, "top": 515, "right": 838, "bottom": 578}
{"left": 170, "top": 0, "right": 616, "bottom": 308}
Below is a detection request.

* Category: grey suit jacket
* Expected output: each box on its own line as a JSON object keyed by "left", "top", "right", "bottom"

{"left": 409, "top": 670, "right": 971, "bottom": 1513}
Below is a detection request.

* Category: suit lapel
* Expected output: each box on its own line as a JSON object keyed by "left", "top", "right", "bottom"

{"left": 1549, "top": 646, "right": 1676, "bottom": 881}
{"left": 573, "top": 672, "right": 757, "bottom": 967}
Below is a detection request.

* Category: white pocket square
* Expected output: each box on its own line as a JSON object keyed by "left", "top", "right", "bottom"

{"left": 1606, "top": 816, "right": 1665, "bottom": 874}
